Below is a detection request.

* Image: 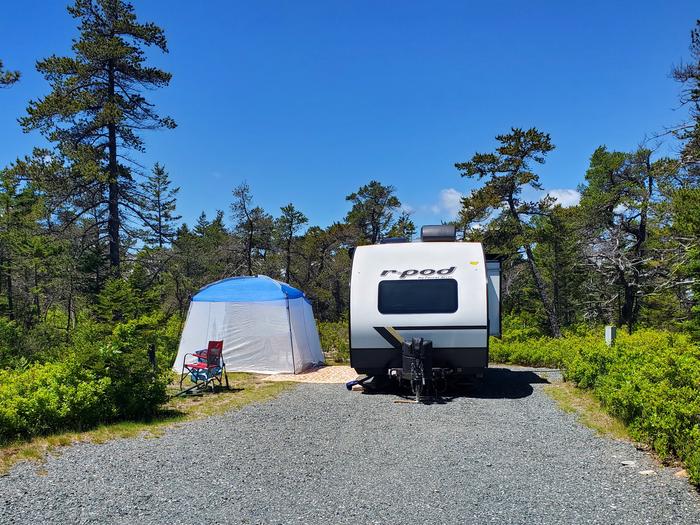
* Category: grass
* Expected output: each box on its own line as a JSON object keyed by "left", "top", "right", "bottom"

{"left": 544, "top": 381, "right": 631, "bottom": 441}
{"left": 0, "top": 372, "right": 295, "bottom": 475}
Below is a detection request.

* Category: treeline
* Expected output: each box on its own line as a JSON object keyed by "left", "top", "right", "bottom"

{"left": 1, "top": 2, "right": 699, "bottom": 347}
{"left": 456, "top": 130, "right": 699, "bottom": 338}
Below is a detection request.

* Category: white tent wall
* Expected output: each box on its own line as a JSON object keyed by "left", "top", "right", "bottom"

{"left": 174, "top": 300, "right": 296, "bottom": 374}
{"left": 176, "top": 301, "right": 210, "bottom": 367}
{"left": 222, "top": 301, "right": 294, "bottom": 373}
{"left": 288, "top": 298, "right": 310, "bottom": 373}
{"left": 302, "top": 300, "right": 324, "bottom": 364}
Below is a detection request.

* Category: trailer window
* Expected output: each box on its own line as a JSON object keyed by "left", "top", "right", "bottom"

{"left": 378, "top": 279, "right": 458, "bottom": 314}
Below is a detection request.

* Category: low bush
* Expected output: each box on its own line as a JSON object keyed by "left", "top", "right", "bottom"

{"left": 318, "top": 320, "right": 349, "bottom": 363}
{"left": 0, "top": 360, "right": 113, "bottom": 442}
{"left": 0, "top": 313, "right": 172, "bottom": 443}
{"left": 492, "top": 328, "right": 700, "bottom": 484}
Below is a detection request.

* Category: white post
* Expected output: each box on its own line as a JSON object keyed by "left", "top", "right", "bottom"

{"left": 605, "top": 326, "right": 617, "bottom": 347}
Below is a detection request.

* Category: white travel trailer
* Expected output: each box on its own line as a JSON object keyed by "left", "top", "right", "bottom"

{"left": 349, "top": 225, "right": 501, "bottom": 384}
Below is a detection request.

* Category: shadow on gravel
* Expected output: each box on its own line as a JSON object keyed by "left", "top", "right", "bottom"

{"left": 363, "top": 367, "right": 548, "bottom": 403}
{"left": 463, "top": 368, "right": 548, "bottom": 400}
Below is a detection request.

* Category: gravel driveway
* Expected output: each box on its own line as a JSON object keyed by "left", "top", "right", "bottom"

{"left": 1, "top": 366, "right": 699, "bottom": 524}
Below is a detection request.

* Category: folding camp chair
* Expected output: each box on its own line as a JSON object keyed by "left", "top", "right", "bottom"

{"left": 179, "top": 340, "right": 230, "bottom": 392}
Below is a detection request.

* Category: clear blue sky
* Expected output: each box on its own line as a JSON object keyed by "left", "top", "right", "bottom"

{"left": 1, "top": 1, "right": 697, "bottom": 229}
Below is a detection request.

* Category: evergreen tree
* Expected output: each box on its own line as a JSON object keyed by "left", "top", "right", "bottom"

{"left": 231, "top": 183, "right": 273, "bottom": 276}
{"left": 456, "top": 127, "right": 562, "bottom": 337}
{"left": 0, "top": 59, "right": 20, "bottom": 87}
{"left": 578, "top": 147, "right": 678, "bottom": 333}
{"left": 672, "top": 19, "right": 700, "bottom": 339}
{"left": 141, "top": 163, "right": 181, "bottom": 248}
{"left": 386, "top": 212, "right": 416, "bottom": 240}
{"left": 672, "top": 19, "right": 700, "bottom": 167}
{"left": 672, "top": 188, "right": 700, "bottom": 339}
{"left": 20, "top": 0, "right": 176, "bottom": 274}
{"left": 345, "top": 181, "right": 401, "bottom": 244}
{"left": 275, "top": 203, "right": 308, "bottom": 283}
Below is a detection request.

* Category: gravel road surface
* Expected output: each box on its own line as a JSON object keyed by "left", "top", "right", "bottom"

{"left": 1, "top": 366, "right": 699, "bottom": 524}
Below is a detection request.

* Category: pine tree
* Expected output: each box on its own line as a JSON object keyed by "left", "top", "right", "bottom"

{"left": 275, "top": 203, "right": 308, "bottom": 283}
{"left": 141, "top": 163, "right": 180, "bottom": 248}
{"left": 0, "top": 59, "right": 20, "bottom": 87}
{"left": 345, "top": 181, "right": 401, "bottom": 244}
{"left": 386, "top": 213, "right": 416, "bottom": 240}
{"left": 231, "top": 183, "right": 273, "bottom": 276}
{"left": 456, "top": 128, "right": 562, "bottom": 337}
{"left": 20, "top": 0, "right": 176, "bottom": 275}
{"left": 673, "top": 19, "right": 700, "bottom": 167}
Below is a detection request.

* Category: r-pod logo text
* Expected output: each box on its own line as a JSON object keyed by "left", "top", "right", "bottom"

{"left": 381, "top": 267, "right": 455, "bottom": 279}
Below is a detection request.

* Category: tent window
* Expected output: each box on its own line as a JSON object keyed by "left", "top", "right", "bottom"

{"left": 378, "top": 279, "right": 458, "bottom": 314}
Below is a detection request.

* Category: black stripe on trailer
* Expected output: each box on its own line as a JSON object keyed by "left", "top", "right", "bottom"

{"left": 373, "top": 327, "right": 403, "bottom": 349}
{"left": 391, "top": 325, "right": 488, "bottom": 331}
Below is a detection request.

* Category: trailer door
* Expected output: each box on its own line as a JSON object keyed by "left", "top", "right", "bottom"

{"left": 486, "top": 260, "right": 501, "bottom": 337}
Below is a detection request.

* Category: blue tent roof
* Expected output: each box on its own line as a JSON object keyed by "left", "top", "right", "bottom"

{"left": 192, "top": 275, "right": 305, "bottom": 302}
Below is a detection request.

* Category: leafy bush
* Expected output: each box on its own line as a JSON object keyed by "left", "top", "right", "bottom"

{"left": 0, "top": 360, "right": 112, "bottom": 442}
{"left": 0, "top": 313, "right": 172, "bottom": 443}
{"left": 22, "top": 323, "right": 69, "bottom": 362}
{"left": 501, "top": 314, "right": 545, "bottom": 342}
{"left": 490, "top": 333, "right": 585, "bottom": 368}
{"left": 492, "top": 328, "right": 700, "bottom": 484}
{"left": 318, "top": 320, "right": 349, "bottom": 363}
{"left": 71, "top": 315, "right": 169, "bottom": 420}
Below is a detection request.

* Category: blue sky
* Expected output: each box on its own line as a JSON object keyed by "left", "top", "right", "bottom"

{"left": 0, "top": 1, "right": 697, "bottom": 229}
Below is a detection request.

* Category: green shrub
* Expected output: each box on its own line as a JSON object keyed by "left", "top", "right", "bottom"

{"left": 0, "top": 360, "right": 113, "bottom": 442}
{"left": 493, "top": 327, "right": 700, "bottom": 484}
{"left": 318, "top": 320, "right": 349, "bottom": 363}
{"left": 0, "top": 313, "right": 173, "bottom": 443}
{"left": 71, "top": 316, "right": 169, "bottom": 420}
{"left": 23, "top": 323, "right": 69, "bottom": 362}
{"left": 490, "top": 333, "right": 584, "bottom": 368}
{"left": 161, "top": 314, "right": 184, "bottom": 367}
{"left": 501, "top": 314, "right": 545, "bottom": 342}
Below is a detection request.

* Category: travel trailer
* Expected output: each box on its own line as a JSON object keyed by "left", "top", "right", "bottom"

{"left": 349, "top": 225, "right": 501, "bottom": 395}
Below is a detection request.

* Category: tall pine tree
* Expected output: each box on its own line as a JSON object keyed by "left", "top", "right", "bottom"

{"left": 21, "top": 0, "right": 175, "bottom": 275}
{"left": 275, "top": 203, "right": 308, "bottom": 283}
{"left": 456, "top": 128, "right": 562, "bottom": 337}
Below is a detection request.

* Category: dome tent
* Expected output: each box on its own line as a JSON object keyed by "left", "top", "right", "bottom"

{"left": 174, "top": 276, "right": 324, "bottom": 374}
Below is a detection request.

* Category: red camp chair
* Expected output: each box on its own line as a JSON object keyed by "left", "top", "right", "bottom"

{"left": 179, "top": 340, "right": 229, "bottom": 392}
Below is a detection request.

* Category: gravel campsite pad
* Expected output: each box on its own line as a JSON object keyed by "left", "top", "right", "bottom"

{"left": 1, "top": 366, "right": 699, "bottom": 524}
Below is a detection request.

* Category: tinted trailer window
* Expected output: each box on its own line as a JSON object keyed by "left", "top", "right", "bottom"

{"left": 378, "top": 279, "right": 458, "bottom": 314}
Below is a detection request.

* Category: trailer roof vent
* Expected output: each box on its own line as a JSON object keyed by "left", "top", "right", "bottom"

{"left": 379, "top": 237, "right": 409, "bottom": 244}
{"left": 421, "top": 224, "right": 456, "bottom": 242}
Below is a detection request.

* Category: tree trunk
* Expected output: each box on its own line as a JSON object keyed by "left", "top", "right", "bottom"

{"left": 285, "top": 224, "right": 292, "bottom": 282}
{"left": 623, "top": 157, "right": 653, "bottom": 334}
{"left": 507, "top": 198, "right": 561, "bottom": 337}
{"left": 157, "top": 190, "right": 164, "bottom": 248}
{"left": 619, "top": 271, "right": 635, "bottom": 334}
{"left": 247, "top": 224, "right": 253, "bottom": 276}
{"left": 107, "top": 61, "right": 120, "bottom": 275}
{"left": 6, "top": 266, "right": 13, "bottom": 321}
{"left": 333, "top": 278, "right": 343, "bottom": 319}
